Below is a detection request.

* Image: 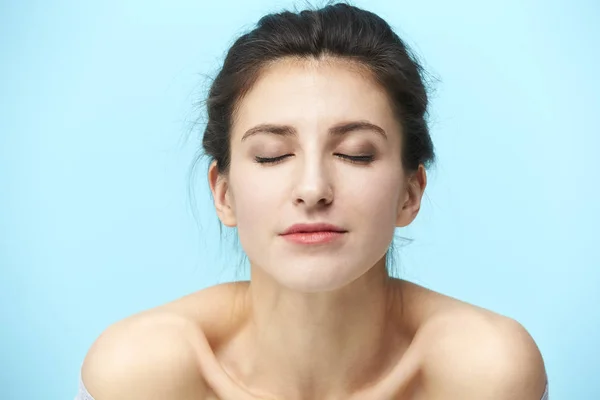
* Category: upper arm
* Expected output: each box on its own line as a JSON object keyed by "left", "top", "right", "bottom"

{"left": 421, "top": 312, "right": 548, "bottom": 399}
{"left": 81, "top": 313, "right": 210, "bottom": 400}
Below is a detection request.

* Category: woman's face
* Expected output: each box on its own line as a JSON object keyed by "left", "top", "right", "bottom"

{"left": 211, "top": 57, "right": 423, "bottom": 292}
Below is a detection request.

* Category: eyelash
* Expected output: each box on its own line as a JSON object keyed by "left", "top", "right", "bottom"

{"left": 254, "top": 154, "right": 374, "bottom": 165}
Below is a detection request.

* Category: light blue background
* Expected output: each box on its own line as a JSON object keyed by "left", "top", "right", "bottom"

{"left": 1, "top": 0, "right": 598, "bottom": 398}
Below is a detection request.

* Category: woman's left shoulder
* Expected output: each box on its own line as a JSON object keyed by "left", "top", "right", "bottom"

{"left": 409, "top": 287, "right": 548, "bottom": 399}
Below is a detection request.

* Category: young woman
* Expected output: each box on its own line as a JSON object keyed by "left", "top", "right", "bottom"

{"left": 76, "top": 3, "right": 549, "bottom": 399}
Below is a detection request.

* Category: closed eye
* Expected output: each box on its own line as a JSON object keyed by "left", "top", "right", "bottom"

{"left": 334, "top": 154, "right": 374, "bottom": 164}
{"left": 254, "top": 154, "right": 292, "bottom": 164}
{"left": 254, "top": 154, "right": 374, "bottom": 165}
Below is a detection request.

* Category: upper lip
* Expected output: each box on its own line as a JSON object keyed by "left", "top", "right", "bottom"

{"left": 281, "top": 223, "right": 347, "bottom": 235}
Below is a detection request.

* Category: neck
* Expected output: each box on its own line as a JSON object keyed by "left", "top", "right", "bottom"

{"left": 227, "top": 258, "right": 409, "bottom": 400}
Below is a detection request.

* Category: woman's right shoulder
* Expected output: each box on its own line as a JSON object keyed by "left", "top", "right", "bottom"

{"left": 79, "top": 283, "right": 244, "bottom": 400}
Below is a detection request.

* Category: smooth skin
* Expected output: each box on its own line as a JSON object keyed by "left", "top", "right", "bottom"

{"left": 81, "top": 57, "right": 547, "bottom": 399}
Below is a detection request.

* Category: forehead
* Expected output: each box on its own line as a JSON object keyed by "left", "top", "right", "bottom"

{"left": 231, "top": 57, "right": 400, "bottom": 138}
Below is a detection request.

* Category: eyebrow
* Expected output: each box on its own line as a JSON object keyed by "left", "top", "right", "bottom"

{"left": 240, "top": 120, "right": 388, "bottom": 141}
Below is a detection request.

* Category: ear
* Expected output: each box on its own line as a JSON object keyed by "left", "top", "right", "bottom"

{"left": 208, "top": 160, "right": 237, "bottom": 227}
{"left": 396, "top": 164, "right": 427, "bottom": 227}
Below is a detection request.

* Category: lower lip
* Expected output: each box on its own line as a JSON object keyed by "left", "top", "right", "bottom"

{"left": 281, "top": 231, "right": 346, "bottom": 245}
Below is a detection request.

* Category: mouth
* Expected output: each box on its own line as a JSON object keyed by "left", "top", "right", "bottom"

{"left": 281, "top": 223, "right": 347, "bottom": 235}
{"left": 280, "top": 223, "right": 347, "bottom": 245}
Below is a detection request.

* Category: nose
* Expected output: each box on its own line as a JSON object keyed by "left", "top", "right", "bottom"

{"left": 292, "top": 156, "right": 334, "bottom": 209}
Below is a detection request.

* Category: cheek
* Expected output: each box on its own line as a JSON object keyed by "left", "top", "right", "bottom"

{"left": 368, "top": 181, "right": 402, "bottom": 234}
{"left": 341, "top": 166, "right": 402, "bottom": 216}
{"left": 229, "top": 166, "right": 278, "bottom": 231}
{"left": 338, "top": 166, "right": 403, "bottom": 249}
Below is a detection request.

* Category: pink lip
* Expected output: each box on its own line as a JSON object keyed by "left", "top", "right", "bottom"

{"left": 281, "top": 223, "right": 346, "bottom": 235}
{"left": 280, "top": 223, "right": 347, "bottom": 245}
{"left": 282, "top": 231, "right": 346, "bottom": 245}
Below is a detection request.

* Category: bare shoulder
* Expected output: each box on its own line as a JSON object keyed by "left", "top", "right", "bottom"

{"left": 79, "top": 284, "right": 242, "bottom": 400}
{"left": 406, "top": 283, "right": 548, "bottom": 399}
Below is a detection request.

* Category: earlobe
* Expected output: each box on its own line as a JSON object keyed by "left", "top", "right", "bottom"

{"left": 208, "top": 161, "right": 237, "bottom": 227}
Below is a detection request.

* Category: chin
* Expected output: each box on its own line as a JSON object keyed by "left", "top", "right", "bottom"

{"left": 266, "top": 258, "right": 369, "bottom": 293}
